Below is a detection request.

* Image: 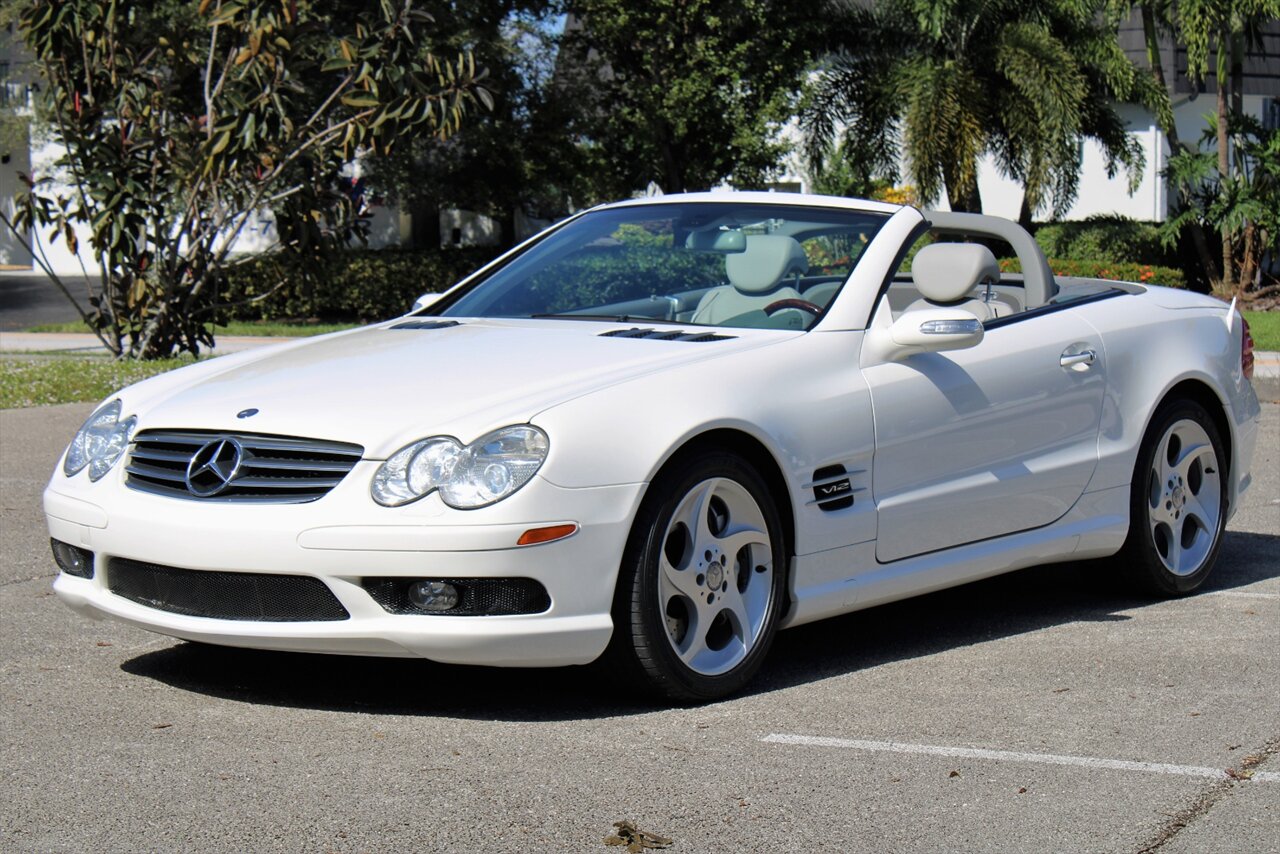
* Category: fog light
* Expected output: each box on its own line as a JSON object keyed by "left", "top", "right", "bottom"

{"left": 51, "top": 538, "right": 94, "bottom": 579}
{"left": 407, "top": 580, "right": 459, "bottom": 612}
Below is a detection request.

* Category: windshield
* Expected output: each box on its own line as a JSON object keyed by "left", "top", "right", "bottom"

{"left": 433, "top": 202, "right": 891, "bottom": 330}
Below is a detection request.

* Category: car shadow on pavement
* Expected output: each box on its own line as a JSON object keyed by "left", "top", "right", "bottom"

{"left": 758, "top": 529, "right": 1279, "bottom": 695}
{"left": 119, "top": 530, "right": 1279, "bottom": 720}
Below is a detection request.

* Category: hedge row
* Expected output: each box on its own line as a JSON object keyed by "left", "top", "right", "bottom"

{"left": 999, "top": 256, "right": 1186, "bottom": 289}
{"left": 217, "top": 247, "right": 500, "bottom": 322}
{"left": 1032, "top": 216, "right": 1176, "bottom": 268}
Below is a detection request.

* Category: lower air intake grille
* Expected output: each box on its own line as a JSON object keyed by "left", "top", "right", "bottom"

{"left": 362, "top": 577, "right": 551, "bottom": 616}
{"left": 108, "top": 559, "right": 349, "bottom": 622}
{"left": 125, "top": 430, "right": 363, "bottom": 504}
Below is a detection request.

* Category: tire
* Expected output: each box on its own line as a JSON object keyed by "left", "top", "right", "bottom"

{"left": 607, "top": 450, "right": 787, "bottom": 702}
{"left": 1117, "top": 399, "right": 1228, "bottom": 596}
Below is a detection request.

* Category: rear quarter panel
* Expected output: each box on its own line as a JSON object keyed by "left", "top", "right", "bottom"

{"left": 1075, "top": 288, "right": 1260, "bottom": 509}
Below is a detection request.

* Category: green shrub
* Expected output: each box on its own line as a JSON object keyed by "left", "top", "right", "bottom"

{"left": 217, "top": 247, "right": 500, "bottom": 323}
{"left": 1032, "top": 216, "right": 1174, "bottom": 267}
{"left": 999, "top": 257, "right": 1186, "bottom": 289}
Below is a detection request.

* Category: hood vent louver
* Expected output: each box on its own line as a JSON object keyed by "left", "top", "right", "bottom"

{"left": 390, "top": 320, "right": 461, "bottom": 330}
{"left": 599, "top": 327, "right": 735, "bottom": 342}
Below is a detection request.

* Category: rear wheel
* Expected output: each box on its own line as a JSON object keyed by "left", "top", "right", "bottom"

{"left": 1118, "top": 400, "right": 1227, "bottom": 595}
{"left": 608, "top": 451, "right": 786, "bottom": 702}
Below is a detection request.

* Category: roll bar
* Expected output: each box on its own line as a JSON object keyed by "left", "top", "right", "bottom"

{"left": 923, "top": 211, "right": 1057, "bottom": 307}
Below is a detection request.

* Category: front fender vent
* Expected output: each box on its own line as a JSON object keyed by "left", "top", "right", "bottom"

{"left": 599, "top": 327, "right": 735, "bottom": 342}
{"left": 806, "top": 464, "right": 861, "bottom": 512}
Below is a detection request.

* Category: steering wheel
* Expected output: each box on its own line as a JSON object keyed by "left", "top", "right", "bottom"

{"left": 763, "top": 298, "right": 822, "bottom": 317}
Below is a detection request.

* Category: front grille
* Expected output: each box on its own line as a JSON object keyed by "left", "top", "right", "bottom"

{"left": 125, "top": 430, "right": 363, "bottom": 503}
{"left": 362, "top": 577, "right": 551, "bottom": 616}
{"left": 108, "top": 559, "right": 349, "bottom": 622}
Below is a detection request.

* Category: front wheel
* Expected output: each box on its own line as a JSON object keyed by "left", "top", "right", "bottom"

{"left": 608, "top": 451, "right": 787, "bottom": 702}
{"left": 1118, "top": 399, "right": 1228, "bottom": 596}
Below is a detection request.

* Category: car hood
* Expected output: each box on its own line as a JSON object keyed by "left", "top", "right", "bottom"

{"left": 126, "top": 318, "right": 785, "bottom": 457}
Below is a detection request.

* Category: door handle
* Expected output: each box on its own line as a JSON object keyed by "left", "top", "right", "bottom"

{"left": 1060, "top": 349, "right": 1097, "bottom": 369}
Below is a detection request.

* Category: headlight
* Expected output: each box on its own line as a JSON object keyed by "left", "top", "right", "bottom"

{"left": 63, "top": 399, "right": 137, "bottom": 481}
{"left": 372, "top": 425, "right": 549, "bottom": 509}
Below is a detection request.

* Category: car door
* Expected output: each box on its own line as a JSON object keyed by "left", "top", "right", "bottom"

{"left": 861, "top": 309, "right": 1106, "bottom": 563}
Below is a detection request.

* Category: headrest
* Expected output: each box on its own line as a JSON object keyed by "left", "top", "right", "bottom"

{"left": 726, "top": 235, "right": 809, "bottom": 294}
{"left": 913, "top": 243, "right": 1000, "bottom": 304}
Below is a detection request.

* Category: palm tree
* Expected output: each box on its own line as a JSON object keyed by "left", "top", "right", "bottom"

{"left": 1170, "top": 0, "right": 1280, "bottom": 292}
{"left": 802, "top": 0, "right": 1165, "bottom": 218}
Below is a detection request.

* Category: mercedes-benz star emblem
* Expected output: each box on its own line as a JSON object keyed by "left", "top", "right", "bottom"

{"left": 185, "top": 438, "right": 245, "bottom": 497}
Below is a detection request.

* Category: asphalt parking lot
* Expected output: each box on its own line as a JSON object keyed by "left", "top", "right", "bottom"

{"left": 2, "top": 402, "right": 1276, "bottom": 853}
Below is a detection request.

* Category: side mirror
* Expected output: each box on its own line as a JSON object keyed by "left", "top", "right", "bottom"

{"left": 412, "top": 292, "right": 441, "bottom": 313}
{"left": 866, "top": 308, "right": 984, "bottom": 362}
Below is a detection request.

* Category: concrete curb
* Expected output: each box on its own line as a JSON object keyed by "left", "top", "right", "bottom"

{"left": 1254, "top": 351, "right": 1280, "bottom": 402}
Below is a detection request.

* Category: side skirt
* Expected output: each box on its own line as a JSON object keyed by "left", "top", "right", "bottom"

{"left": 781, "top": 484, "right": 1129, "bottom": 629}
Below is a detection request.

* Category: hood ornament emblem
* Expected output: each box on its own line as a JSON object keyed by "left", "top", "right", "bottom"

{"left": 236, "top": 408, "right": 259, "bottom": 419}
{"left": 185, "top": 438, "right": 245, "bottom": 497}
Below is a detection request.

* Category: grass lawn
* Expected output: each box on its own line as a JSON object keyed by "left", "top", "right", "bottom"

{"left": 0, "top": 355, "right": 199, "bottom": 408}
{"left": 1243, "top": 310, "right": 1279, "bottom": 352}
{"left": 26, "top": 319, "right": 359, "bottom": 337}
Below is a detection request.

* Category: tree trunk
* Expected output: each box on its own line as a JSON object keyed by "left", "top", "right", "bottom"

{"left": 1216, "top": 60, "right": 1234, "bottom": 294}
{"left": 1017, "top": 192, "right": 1034, "bottom": 230}
{"left": 1230, "top": 32, "right": 1244, "bottom": 118}
{"left": 653, "top": 116, "right": 689, "bottom": 194}
{"left": 1231, "top": 31, "right": 1249, "bottom": 292}
{"left": 497, "top": 206, "right": 517, "bottom": 250}
{"left": 1240, "top": 221, "right": 1258, "bottom": 290}
{"left": 409, "top": 195, "right": 441, "bottom": 250}
{"left": 946, "top": 165, "right": 983, "bottom": 213}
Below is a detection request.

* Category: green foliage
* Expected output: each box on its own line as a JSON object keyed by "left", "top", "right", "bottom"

{"left": 802, "top": 0, "right": 1163, "bottom": 215}
{"left": 8, "top": 0, "right": 487, "bottom": 359}
{"left": 998, "top": 256, "right": 1186, "bottom": 289}
{"left": 805, "top": 141, "right": 898, "bottom": 200}
{"left": 1178, "top": 0, "right": 1280, "bottom": 83}
{"left": 1160, "top": 0, "right": 1280, "bottom": 292}
{"left": 1161, "top": 114, "right": 1279, "bottom": 293}
{"left": 218, "top": 247, "right": 497, "bottom": 322}
{"left": 1033, "top": 216, "right": 1174, "bottom": 266}
{"left": 367, "top": 3, "right": 586, "bottom": 243}
{"left": 562, "top": 0, "right": 816, "bottom": 197}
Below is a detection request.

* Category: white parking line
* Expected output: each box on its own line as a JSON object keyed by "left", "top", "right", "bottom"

{"left": 1209, "top": 590, "right": 1280, "bottom": 600}
{"left": 762, "top": 734, "right": 1279, "bottom": 782}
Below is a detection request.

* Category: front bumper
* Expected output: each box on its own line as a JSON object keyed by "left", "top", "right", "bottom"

{"left": 44, "top": 468, "right": 645, "bottom": 667}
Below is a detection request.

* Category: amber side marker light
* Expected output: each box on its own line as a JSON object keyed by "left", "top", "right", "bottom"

{"left": 517, "top": 524, "right": 578, "bottom": 546}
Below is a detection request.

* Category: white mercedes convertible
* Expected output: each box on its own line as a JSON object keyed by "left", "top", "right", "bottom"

{"left": 46, "top": 193, "right": 1261, "bottom": 701}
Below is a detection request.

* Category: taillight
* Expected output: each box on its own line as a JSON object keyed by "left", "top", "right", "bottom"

{"left": 1241, "top": 316, "right": 1254, "bottom": 380}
